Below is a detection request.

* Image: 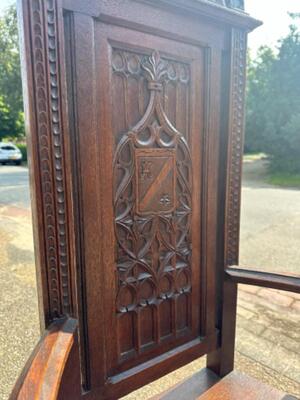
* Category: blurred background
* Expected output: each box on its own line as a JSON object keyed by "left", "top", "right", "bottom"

{"left": 0, "top": 1, "right": 299, "bottom": 399}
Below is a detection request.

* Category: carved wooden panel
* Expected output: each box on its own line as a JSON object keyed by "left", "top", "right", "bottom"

{"left": 113, "top": 50, "right": 194, "bottom": 360}
{"left": 19, "top": 0, "right": 259, "bottom": 395}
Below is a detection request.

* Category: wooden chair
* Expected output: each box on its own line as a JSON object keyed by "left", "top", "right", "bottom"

{"left": 12, "top": 0, "right": 300, "bottom": 399}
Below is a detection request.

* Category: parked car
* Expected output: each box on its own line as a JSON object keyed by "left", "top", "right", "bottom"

{"left": 0, "top": 142, "right": 23, "bottom": 165}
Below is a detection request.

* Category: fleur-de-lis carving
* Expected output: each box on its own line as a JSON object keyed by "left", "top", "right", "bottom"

{"left": 141, "top": 51, "right": 167, "bottom": 83}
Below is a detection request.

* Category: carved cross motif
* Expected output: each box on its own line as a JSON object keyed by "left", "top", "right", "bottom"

{"left": 159, "top": 194, "right": 171, "bottom": 206}
{"left": 140, "top": 160, "right": 153, "bottom": 180}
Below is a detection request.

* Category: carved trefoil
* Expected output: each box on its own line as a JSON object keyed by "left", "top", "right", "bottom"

{"left": 113, "top": 50, "right": 193, "bottom": 359}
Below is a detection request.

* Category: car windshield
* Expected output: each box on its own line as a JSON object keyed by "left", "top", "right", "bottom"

{"left": 0, "top": 146, "right": 16, "bottom": 151}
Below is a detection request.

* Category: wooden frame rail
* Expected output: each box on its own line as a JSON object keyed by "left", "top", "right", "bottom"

{"left": 225, "top": 266, "right": 300, "bottom": 294}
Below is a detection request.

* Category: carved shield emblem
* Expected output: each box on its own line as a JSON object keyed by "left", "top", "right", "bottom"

{"left": 135, "top": 149, "right": 176, "bottom": 215}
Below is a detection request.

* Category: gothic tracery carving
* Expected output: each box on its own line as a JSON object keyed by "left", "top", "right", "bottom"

{"left": 113, "top": 50, "right": 193, "bottom": 352}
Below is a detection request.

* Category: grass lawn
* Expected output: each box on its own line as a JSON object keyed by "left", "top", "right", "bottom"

{"left": 243, "top": 153, "right": 300, "bottom": 189}
{"left": 268, "top": 172, "right": 300, "bottom": 189}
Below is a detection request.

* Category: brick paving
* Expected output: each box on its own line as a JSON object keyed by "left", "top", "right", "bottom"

{"left": 236, "top": 286, "right": 300, "bottom": 391}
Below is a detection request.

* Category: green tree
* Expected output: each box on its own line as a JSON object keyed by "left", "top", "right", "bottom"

{"left": 245, "top": 46, "right": 275, "bottom": 153}
{"left": 266, "top": 15, "right": 300, "bottom": 173}
{"left": 245, "top": 13, "right": 300, "bottom": 174}
{"left": 0, "top": 4, "right": 24, "bottom": 140}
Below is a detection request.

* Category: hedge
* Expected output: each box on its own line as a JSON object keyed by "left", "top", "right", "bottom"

{"left": 16, "top": 143, "right": 27, "bottom": 162}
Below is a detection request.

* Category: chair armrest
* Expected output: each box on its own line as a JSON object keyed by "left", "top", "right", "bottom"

{"left": 10, "top": 318, "right": 81, "bottom": 400}
{"left": 225, "top": 266, "right": 300, "bottom": 294}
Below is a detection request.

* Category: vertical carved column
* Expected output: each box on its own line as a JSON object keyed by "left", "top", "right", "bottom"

{"left": 23, "top": 0, "right": 72, "bottom": 320}
{"left": 225, "top": 28, "right": 247, "bottom": 266}
{"left": 207, "top": 29, "right": 247, "bottom": 376}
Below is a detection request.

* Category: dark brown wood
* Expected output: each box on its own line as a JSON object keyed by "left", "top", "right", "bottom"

{"left": 17, "top": 0, "right": 76, "bottom": 328}
{"left": 150, "top": 369, "right": 220, "bottom": 400}
{"left": 152, "top": 370, "right": 298, "bottom": 400}
{"left": 226, "top": 267, "right": 300, "bottom": 293}
{"left": 197, "top": 371, "right": 294, "bottom": 400}
{"left": 65, "top": 13, "right": 220, "bottom": 395}
{"left": 14, "top": 0, "right": 279, "bottom": 399}
{"left": 206, "top": 280, "right": 238, "bottom": 377}
{"left": 9, "top": 319, "right": 80, "bottom": 400}
{"left": 207, "top": 27, "right": 247, "bottom": 378}
{"left": 94, "top": 333, "right": 218, "bottom": 400}
{"left": 62, "top": 0, "right": 261, "bottom": 31}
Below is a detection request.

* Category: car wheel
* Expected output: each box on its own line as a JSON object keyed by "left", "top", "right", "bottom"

{"left": 14, "top": 160, "right": 22, "bottom": 166}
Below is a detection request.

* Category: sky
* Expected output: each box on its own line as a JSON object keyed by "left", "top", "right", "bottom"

{"left": 245, "top": 0, "right": 299, "bottom": 54}
{"left": 0, "top": 0, "right": 299, "bottom": 54}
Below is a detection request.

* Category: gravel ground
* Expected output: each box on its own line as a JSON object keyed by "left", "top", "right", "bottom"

{"left": 0, "top": 213, "right": 39, "bottom": 399}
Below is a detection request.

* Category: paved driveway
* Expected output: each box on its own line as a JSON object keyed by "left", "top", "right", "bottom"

{"left": 0, "top": 163, "right": 299, "bottom": 399}
{"left": 240, "top": 159, "right": 300, "bottom": 276}
{"left": 0, "top": 165, "right": 31, "bottom": 208}
{"left": 0, "top": 166, "right": 38, "bottom": 400}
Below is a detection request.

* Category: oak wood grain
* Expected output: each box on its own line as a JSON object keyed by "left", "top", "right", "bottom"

{"left": 150, "top": 369, "right": 220, "bottom": 400}
{"left": 9, "top": 319, "right": 80, "bottom": 400}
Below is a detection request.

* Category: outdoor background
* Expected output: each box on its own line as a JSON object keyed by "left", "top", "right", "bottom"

{"left": 0, "top": 1, "right": 299, "bottom": 399}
